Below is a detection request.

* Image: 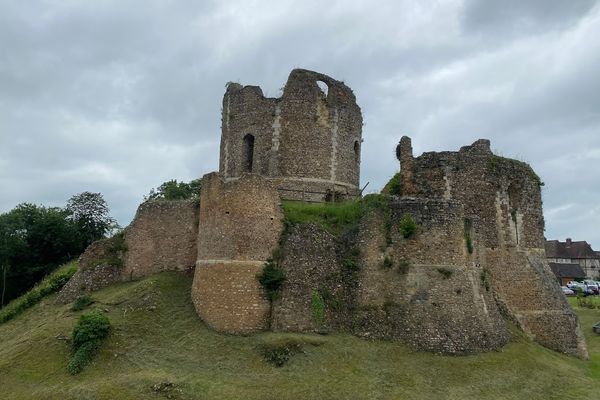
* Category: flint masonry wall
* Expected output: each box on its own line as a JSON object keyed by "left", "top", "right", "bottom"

{"left": 192, "top": 172, "right": 283, "bottom": 334}
{"left": 271, "top": 199, "right": 509, "bottom": 354}
{"left": 397, "top": 137, "right": 587, "bottom": 357}
{"left": 220, "top": 69, "right": 362, "bottom": 201}
{"left": 57, "top": 199, "right": 199, "bottom": 303}
{"left": 56, "top": 238, "right": 124, "bottom": 303}
{"left": 122, "top": 200, "right": 199, "bottom": 280}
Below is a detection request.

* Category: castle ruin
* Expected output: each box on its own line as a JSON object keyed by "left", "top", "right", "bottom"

{"left": 220, "top": 69, "right": 362, "bottom": 202}
{"left": 57, "top": 69, "right": 587, "bottom": 358}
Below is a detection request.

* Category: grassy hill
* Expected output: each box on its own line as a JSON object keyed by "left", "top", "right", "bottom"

{"left": 1, "top": 271, "right": 599, "bottom": 399}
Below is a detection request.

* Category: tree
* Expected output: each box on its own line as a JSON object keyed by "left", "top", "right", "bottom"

{"left": 0, "top": 203, "right": 81, "bottom": 306}
{"left": 145, "top": 178, "right": 202, "bottom": 201}
{"left": 66, "top": 192, "right": 118, "bottom": 247}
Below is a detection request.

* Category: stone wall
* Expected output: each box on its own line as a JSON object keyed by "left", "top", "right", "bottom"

{"left": 220, "top": 69, "right": 362, "bottom": 201}
{"left": 271, "top": 199, "right": 510, "bottom": 354}
{"left": 57, "top": 199, "right": 200, "bottom": 303}
{"left": 192, "top": 172, "right": 283, "bottom": 334}
{"left": 56, "top": 238, "right": 124, "bottom": 304}
{"left": 396, "top": 136, "right": 587, "bottom": 357}
{"left": 122, "top": 199, "right": 199, "bottom": 280}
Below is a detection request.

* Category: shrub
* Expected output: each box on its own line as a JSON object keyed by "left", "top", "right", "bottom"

{"left": 397, "top": 260, "right": 410, "bottom": 275}
{"left": 382, "top": 256, "right": 394, "bottom": 269}
{"left": 310, "top": 290, "right": 325, "bottom": 326}
{"left": 342, "top": 258, "right": 359, "bottom": 271}
{"left": 0, "top": 262, "right": 77, "bottom": 324}
{"left": 387, "top": 173, "right": 402, "bottom": 196}
{"left": 320, "top": 287, "right": 340, "bottom": 311}
{"left": 398, "top": 214, "right": 417, "bottom": 238}
{"left": 464, "top": 219, "right": 474, "bottom": 255}
{"left": 480, "top": 270, "right": 491, "bottom": 291}
{"left": 261, "top": 342, "right": 303, "bottom": 367}
{"left": 67, "top": 311, "right": 111, "bottom": 375}
{"left": 71, "top": 295, "right": 93, "bottom": 311}
{"left": 437, "top": 267, "right": 453, "bottom": 280}
{"left": 257, "top": 260, "right": 286, "bottom": 301}
{"left": 87, "top": 232, "right": 128, "bottom": 269}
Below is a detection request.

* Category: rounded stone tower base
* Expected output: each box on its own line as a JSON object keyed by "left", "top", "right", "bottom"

{"left": 192, "top": 261, "right": 270, "bottom": 334}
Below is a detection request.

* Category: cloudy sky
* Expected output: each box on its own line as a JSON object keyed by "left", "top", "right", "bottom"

{"left": 1, "top": 0, "right": 599, "bottom": 247}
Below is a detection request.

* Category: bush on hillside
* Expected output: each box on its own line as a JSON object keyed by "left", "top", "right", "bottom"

{"left": 67, "top": 311, "right": 111, "bottom": 375}
{"left": 71, "top": 295, "right": 93, "bottom": 311}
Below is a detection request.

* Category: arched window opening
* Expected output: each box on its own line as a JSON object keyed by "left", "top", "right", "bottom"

{"left": 354, "top": 140, "right": 360, "bottom": 163}
{"left": 243, "top": 134, "right": 255, "bottom": 172}
{"left": 317, "top": 80, "right": 329, "bottom": 97}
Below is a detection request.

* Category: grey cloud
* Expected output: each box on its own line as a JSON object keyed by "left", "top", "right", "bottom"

{"left": 462, "top": 0, "right": 599, "bottom": 35}
{"left": 1, "top": 0, "right": 599, "bottom": 247}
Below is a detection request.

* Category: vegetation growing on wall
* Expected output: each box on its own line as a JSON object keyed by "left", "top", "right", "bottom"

{"left": 488, "top": 155, "right": 544, "bottom": 187}
{"left": 382, "top": 256, "right": 394, "bottom": 269}
{"left": 281, "top": 194, "right": 390, "bottom": 239}
{"left": 310, "top": 290, "right": 325, "bottom": 327}
{"left": 67, "top": 311, "right": 111, "bottom": 375}
{"left": 281, "top": 200, "right": 364, "bottom": 236}
{"left": 257, "top": 259, "right": 286, "bottom": 301}
{"left": 386, "top": 172, "right": 402, "bottom": 196}
{"left": 399, "top": 213, "right": 417, "bottom": 238}
{"left": 85, "top": 231, "right": 128, "bottom": 270}
{"left": 437, "top": 267, "right": 453, "bottom": 280}
{"left": 480, "top": 270, "right": 491, "bottom": 292}
{"left": 397, "top": 260, "right": 410, "bottom": 275}
{"left": 464, "top": 219, "right": 474, "bottom": 254}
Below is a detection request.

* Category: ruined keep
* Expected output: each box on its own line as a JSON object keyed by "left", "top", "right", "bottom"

{"left": 220, "top": 69, "right": 363, "bottom": 202}
{"left": 57, "top": 69, "right": 587, "bottom": 358}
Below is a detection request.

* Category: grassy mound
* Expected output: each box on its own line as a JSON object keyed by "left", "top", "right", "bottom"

{"left": 0, "top": 272, "right": 599, "bottom": 399}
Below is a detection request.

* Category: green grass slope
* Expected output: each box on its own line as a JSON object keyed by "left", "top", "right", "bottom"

{"left": 1, "top": 272, "right": 599, "bottom": 400}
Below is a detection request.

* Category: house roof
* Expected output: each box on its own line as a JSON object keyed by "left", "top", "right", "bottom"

{"left": 548, "top": 262, "right": 586, "bottom": 279}
{"left": 545, "top": 239, "right": 599, "bottom": 259}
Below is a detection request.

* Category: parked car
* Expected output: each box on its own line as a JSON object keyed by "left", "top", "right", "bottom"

{"left": 567, "top": 282, "right": 593, "bottom": 296}
{"left": 583, "top": 280, "right": 599, "bottom": 294}
{"left": 562, "top": 286, "right": 575, "bottom": 296}
{"left": 567, "top": 281, "right": 583, "bottom": 289}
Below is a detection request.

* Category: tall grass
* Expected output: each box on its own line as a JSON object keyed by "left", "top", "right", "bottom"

{"left": 282, "top": 195, "right": 388, "bottom": 236}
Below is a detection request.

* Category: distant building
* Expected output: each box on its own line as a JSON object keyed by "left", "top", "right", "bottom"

{"left": 545, "top": 238, "right": 600, "bottom": 280}
{"left": 548, "top": 262, "right": 586, "bottom": 285}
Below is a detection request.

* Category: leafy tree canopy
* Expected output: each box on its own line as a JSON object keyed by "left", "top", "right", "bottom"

{"left": 66, "top": 192, "right": 119, "bottom": 245}
{"left": 145, "top": 178, "right": 202, "bottom": 201}
{"left": 1, "top": 192, "right": 117, "bottom": 307}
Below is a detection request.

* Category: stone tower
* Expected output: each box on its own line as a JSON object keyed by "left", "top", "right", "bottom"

{"left": 219, "top": 69, "right": 363, "bottom": 202}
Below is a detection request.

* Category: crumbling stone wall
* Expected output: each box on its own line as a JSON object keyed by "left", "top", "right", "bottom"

{"left": 192, "top": 172, "right": 283, "bottom": 334}
{"left": 396, "top": 136, "right": 587, "bottom": 357}
{"left": 58, "top": 199, "right": 200, "bottom": 303}
{"left": 271, "top": 199, "right": 510, "bottom": 354}
{"left": 56, "top": 238, "right": 123, "bottom": 303}
{"left": 122, "top": 200, "right": 199, "bottom": 280}
{"left": 220, "top": 69, "right": 362, "bottom": 201}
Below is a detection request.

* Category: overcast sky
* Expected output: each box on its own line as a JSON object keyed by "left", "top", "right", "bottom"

{"left": 1, "top": 0, "right": 599, "bottom": 247}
